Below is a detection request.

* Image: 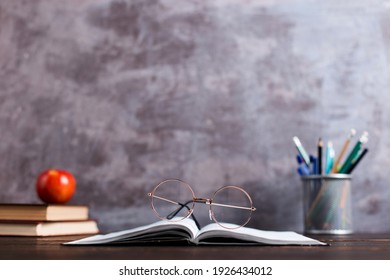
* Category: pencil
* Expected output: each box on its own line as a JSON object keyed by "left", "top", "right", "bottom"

{"left": 346, "top": 148, "right": 368, "bottom": 174}
{"left": 325, "top": 141, "right": 335, "bottom": 174}
{"left": 317, "top": 138, "right": 323, "bottom": 175}
{"left": 339, "top": 132, "right": 368, "bottom": 174}
{"left": 332, "top": 129, "right": 356, "bottom": 173}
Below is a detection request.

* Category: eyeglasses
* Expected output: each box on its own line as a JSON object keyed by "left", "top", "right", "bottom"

{"left": 147, "top": 179, "right": 256, "bottom": 229}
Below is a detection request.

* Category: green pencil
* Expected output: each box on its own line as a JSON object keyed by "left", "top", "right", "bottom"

{"left": 339, "top": 132, "right": 368, "bottom": 173}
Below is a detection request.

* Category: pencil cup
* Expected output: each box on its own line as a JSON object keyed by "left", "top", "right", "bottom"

{"left": 301, "top": 174, "right": 352, "bottom": 234}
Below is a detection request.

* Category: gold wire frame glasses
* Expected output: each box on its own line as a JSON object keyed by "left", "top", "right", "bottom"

{"left": 147, "top": 179, "right": 256, "bottom": 229}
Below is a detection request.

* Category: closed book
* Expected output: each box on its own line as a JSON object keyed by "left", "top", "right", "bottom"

{"left": 0, "top": 204, "right": 89, "bottom": 221}
{"left": 0, "top": 220, "right": 99, "bottom": 236}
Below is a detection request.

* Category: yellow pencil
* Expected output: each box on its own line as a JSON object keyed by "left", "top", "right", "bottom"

{"left": 331, "top": 129, "right": 356, "bottom": 173}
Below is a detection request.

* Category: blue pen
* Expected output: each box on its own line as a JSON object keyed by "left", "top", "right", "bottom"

{"left": 296, "top": 155, "right": 303, "bottom": 164}
{"left": 297, "top": 163, "right": 311, "bottom": 176}
{"left": 310, "top": 155, "right": 318, "bottom": 175}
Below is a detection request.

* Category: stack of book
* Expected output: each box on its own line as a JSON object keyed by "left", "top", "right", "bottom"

{"left": 0, "top": 204, "right": 99, "bottom": 236}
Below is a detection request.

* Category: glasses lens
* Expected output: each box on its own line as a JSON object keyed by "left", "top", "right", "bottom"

{"left": 211, "top": 186, "right": 254, "bottom": 229}
{"left": 150, "top": 179, "right": 195, "bottom": 222}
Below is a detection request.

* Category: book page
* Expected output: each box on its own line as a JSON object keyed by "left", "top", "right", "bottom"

{"left": 195, "top": 223, "right": 326, "bottom": 245}
{"left": 65, "top": 218, "right": 200, "bottom": 245}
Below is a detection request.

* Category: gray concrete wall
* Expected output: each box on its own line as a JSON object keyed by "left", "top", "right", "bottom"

{"left": 0, "top": 0, "right": 389, "bottom": 233}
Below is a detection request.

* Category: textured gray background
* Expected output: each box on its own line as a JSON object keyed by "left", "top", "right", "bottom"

{"left": 0, "top": 0, "right": 389, "bottom": 233}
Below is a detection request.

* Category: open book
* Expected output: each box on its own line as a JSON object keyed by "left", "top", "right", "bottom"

{"left": 65, "top": 219, "right": 326, "bottom": 246}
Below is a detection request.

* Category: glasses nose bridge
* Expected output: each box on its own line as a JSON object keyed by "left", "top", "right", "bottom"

{"left": 193, "top": 197, "right": 212, "bottom": 205}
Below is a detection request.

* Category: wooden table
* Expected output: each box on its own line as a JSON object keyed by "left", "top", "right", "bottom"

{"left": 1, "top": 234, "right": 390, "bottom": 259}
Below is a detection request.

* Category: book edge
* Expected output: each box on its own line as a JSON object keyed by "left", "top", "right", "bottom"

{"left": 0, "top": 220, "right": 99, "bottom": 237}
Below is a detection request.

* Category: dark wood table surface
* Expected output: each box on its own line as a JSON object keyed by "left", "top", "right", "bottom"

{"left": 1, "top": 234, "right": 390, "bottom": 260}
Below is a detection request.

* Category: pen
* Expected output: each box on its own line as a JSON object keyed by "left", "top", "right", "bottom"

{"left": 346, "top": 148, "right": 368, "bottom": 174}
{"left": 331, "top": 129, "right": 356, "bottom": 173}
{"left": 293, "top": 136, "right": 310, "bottom": 166}
{"left": 325, "top": 141, "right": 335, "bottom": 174}
{"left": 339, "top": 132, "right": 369, "bottom": 174}
{"left": 310, "top": 155, "right": 318, "bottom": 175}
{"left": 297, "top": 163, "right": 311, "bottom": 176}
{"left": 296, "top": 155, "right": 303, "bottom": 164}
{"left": 317, "top": 138, "right": 323, "bottom": 175}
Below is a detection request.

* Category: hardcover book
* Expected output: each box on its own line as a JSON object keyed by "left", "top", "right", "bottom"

{"left": 0, "top": 220, "right": 99, "bottom": 236}
{"left": 0, "top": 204, "right": 89, "bottom": 221}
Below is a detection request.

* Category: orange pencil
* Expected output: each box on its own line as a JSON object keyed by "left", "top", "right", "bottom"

{"left": 331, "top": 129, "right": 356, "bottom": 173}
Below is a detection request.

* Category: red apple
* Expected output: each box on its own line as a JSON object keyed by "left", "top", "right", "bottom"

{"left": 36, "top": 169, "right": 76, "bottom": 204}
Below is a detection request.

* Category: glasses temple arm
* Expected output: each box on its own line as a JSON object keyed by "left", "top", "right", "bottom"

{"left": 149, "top": 194, "right": 201, "bottom": 229}
{"left": 211, "top": 202, "right": 256, "bottom": 211}
{"left": 150, "top": 194, "right": 180, "bottom": 205}
{"left": 166, "top": 200, "right": 201, "bottom": 230}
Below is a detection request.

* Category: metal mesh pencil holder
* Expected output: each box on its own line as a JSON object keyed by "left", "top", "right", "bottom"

{"left": 301, "top": 174, "right": 352, "bottom": 234}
